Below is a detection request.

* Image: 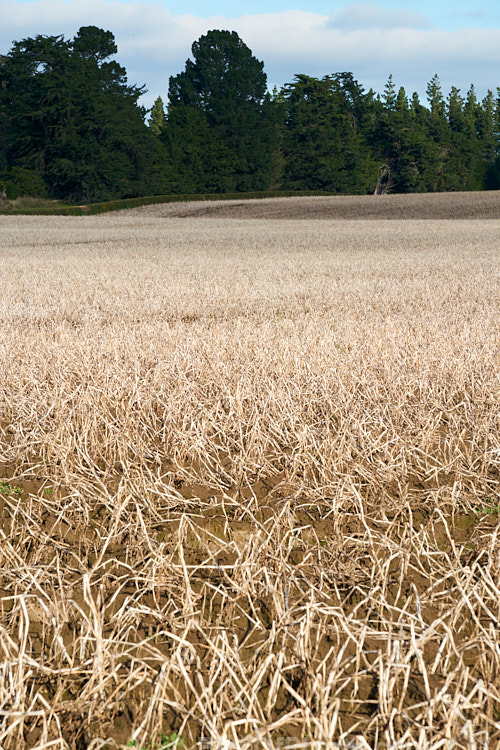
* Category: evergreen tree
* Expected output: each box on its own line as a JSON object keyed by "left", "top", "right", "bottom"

{"left": 463, "top": 85, "right": 483, "bottom": 188}
{"left": 423, "top": 74, "right": 450, "bottom": 190}
{"left": 444, "top": 85, "right": 483, "bottom": 190}
{"left": 445, "top": 86, "right": 468, "bottom": 189}
{"left": 3, "top": 28, "right": 500, "bottom": 201}
{"left": 370, "top": 85, "right": 424, "bottom": 192}
{"left": 382, "top": 74, "right": 397, "bottom": 110}
{"left": 408, "top": 92, "right": 443, "bottom": 191}
{"left": 0, "top": 27, "right": 170, "bottom": 201}
{"left": 282, "top": 74, "right": 378, "bottom": 193}
{"left": 163, "top": 29, "right": 281, "bottom": 193}
{"left": 484, "top": 89, "right": 500, "bottom": 188}
{"left": 161, "top": 102, "right": 229, "bottom": 193}
{"left": 478, "top": 90, "right": 497, "bottom": 165}
{"left": 426, "top": 74, "right": 448, "bottom": 144}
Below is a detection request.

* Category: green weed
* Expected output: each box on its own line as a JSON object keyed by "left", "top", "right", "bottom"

{"left": 127, "top": 732, "right": 184, "bottom": 750}
{"left": 0, "top": 481, "right": 22, "bottom": 496}
{"left": 472, "top": 499, "right": 499, "bottom": 516}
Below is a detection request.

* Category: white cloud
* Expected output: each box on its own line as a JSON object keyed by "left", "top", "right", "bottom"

{"left": 1, "top": 1, "right": 499, "bottom": 109}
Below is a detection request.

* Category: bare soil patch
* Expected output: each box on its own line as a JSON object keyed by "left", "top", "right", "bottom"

{"left": 127, "top": 190, "right": 500, "bottom": 220}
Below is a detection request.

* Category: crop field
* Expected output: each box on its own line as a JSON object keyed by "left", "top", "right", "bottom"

{"left": 0, "top": 195, "right": 499, "bottom": 750}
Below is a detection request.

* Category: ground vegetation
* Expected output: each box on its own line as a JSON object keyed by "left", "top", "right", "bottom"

{"left": 0, "top": 195, "right": 499, "bottom": 748}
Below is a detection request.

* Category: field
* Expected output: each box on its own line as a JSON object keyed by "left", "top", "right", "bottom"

{"left": 0, "top": 194, "right": 499, "bottom": 750}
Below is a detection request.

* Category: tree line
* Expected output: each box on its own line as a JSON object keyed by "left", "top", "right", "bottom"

{"left": 1, "top": 26, "right": 500, "bottom": 203}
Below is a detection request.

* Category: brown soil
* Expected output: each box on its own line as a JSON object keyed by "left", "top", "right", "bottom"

{"left": 1, "top": 458, "right": 499, "bottom": 749}
{"left": 0, "top": 215, "right": 499, "bottom": 749}
{"left": 128, "top": 191, "right": 500, "bottom": 220}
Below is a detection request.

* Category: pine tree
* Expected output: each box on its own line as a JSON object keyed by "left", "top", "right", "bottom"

{"left": 426, "top": 74, "right": 448, "bottom": 142}
{"left": 382, "top": 74, "right": 397, "bottom": 109}
{"left": 445, "top": 85, "right": 483, "bottom": 190}
{"left": 164, "top": 29, "right": 281, "bottom": 193}
{"left": 483, "top": 90, "right": 500, "bottom": 188}
{"left": 478, "top": 90, "right": 497, "bottom": 165}
{"left": 422, "top": 74, "right": 450, "bottom": 190}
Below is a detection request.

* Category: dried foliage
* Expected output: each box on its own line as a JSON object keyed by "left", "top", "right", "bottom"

{"left": 0, "top": 202, "right": 499, "bottom": 749}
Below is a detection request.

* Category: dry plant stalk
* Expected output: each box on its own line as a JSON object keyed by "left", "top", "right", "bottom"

{"left": 0, "top": 202, "right": 499, "bottom": 749}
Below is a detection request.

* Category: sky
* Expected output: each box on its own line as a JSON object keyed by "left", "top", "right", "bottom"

{"left": 2, "top": 0, "right": 500, "bottom": 109}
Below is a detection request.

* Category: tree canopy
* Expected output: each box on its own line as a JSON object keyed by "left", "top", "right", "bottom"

{"left": 0, "top": 26, "right": 169, "bottom": 202}
{"left": 281, "top": 74, "right": 378, "bottom": 193}
{"left": 163, "top": 30, "right": 281, "bottom": 193}
{"left": 2, "top": 27, "right": 500, "bottom": 202}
